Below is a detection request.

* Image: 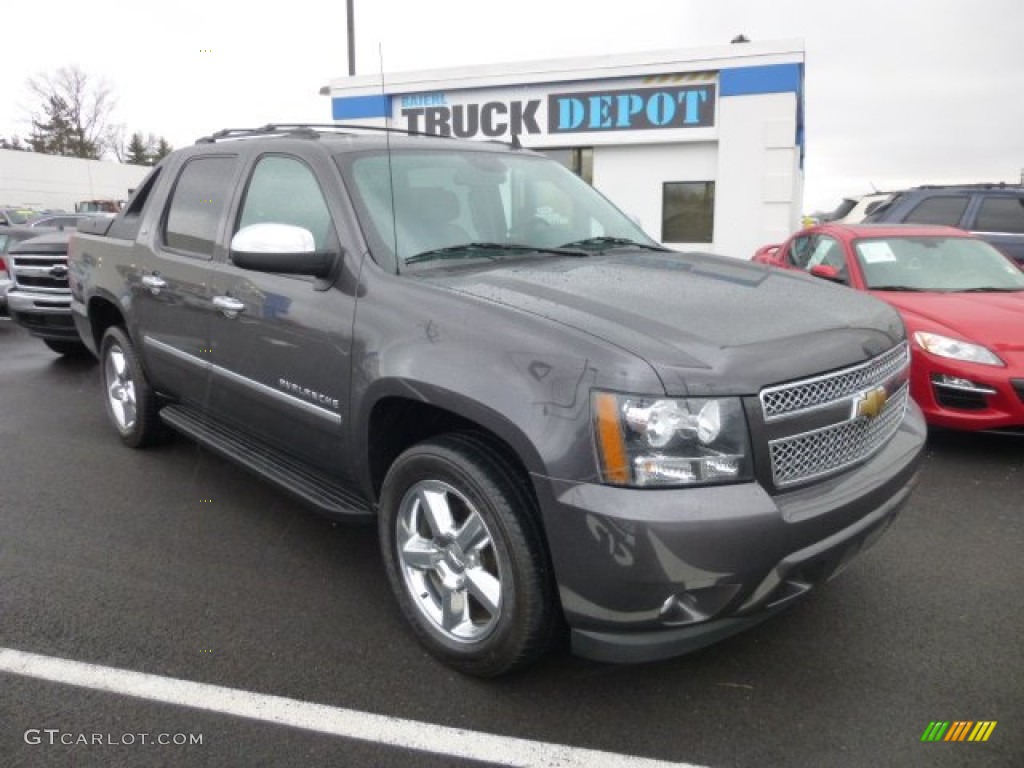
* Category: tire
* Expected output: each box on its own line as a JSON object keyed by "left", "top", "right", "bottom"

{"left": 43, "top": 338, "right": 91, "bottom": 358}
{"left": 378, "top": 434, "right": 557, "bottom": 677}
{"left": 99, "top": 326, "right": 164, "bottom": 448}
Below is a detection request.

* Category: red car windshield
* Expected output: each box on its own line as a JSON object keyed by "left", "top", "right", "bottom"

{"left": 853, "top": 236, "right": 1024, "bottom": 292}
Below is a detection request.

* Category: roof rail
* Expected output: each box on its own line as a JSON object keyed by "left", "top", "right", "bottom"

{"left": 194, "top": 123, "right": 459, "bottom": 144}
{"left": 914, "top": 182, "right": 1023, "bottom": 190}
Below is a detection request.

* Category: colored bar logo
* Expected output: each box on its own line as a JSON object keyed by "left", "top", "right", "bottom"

{"left": 921, "top": 721, "right": 997, "bottom": 742}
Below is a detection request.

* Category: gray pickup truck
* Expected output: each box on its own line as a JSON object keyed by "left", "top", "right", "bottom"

{"left": 4, "top": 228, "right": 90, "bottom": 355}
{"left": 69, "top": 125, "right": 925, "bottom": 676}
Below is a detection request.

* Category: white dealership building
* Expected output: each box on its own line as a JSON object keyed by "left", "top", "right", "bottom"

{"left": 324, "top": 39, "right": 805, "bottom": 259}
{"left": 0, "top": 150, "right": 149, "bottom": 212}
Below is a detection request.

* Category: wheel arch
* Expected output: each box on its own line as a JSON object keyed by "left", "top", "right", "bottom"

{"left": 86, "top": 292, "right": 127, "bottom": 351}
{"left": 360, "top": 386, "right": 546, "bottom": 508}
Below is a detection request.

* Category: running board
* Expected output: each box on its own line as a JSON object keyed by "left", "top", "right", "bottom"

{"left": 159, "top": 404, "right": 373, "bottom": 520}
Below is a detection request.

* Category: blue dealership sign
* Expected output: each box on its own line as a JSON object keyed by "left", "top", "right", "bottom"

{"left": 548, "top": 84, "right": 715, "bottom": 133}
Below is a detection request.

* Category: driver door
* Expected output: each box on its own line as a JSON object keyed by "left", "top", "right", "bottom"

{"left": 204, "top": 153, "right": 356, "bottom": 474}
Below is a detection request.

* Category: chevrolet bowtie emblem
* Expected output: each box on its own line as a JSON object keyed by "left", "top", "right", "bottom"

{"left": 853, "top": 386, "right": 889, "bottom": 420}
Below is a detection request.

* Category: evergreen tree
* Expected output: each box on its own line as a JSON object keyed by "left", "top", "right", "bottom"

{"left": 126, "top": 132, "right": 150, "bottom": 165}
{"left": 151, "top": 137, "right": 173, "bottom": 164}
{"left": 0, "top": 136, "right": 30, "bottom": 151}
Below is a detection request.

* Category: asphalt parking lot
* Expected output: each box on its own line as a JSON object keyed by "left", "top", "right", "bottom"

{"left": 1, "top": 320, "right": 1021, "bottom": 768}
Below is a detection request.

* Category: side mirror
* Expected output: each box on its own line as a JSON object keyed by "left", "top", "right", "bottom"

{"left": 809, "top": 264, "right": 846, "bottom": 283}
{"left": 230, "top": 223, "right": 335, "bottom": 278}
{"left": 752, "top": 244, "right": 784, "bottom": 267}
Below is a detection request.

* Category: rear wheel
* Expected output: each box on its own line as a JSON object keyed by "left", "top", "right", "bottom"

{"left": 43, "top": 338, "right": 91, "bottom": 358}
{"left": 378, "top": 434, "right": 557, "bottom": 677}
{"left": 99, "top": 326, "right": 164, "bottom": 448}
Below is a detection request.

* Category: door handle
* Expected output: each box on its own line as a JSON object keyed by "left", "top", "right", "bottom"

{"left": 141, "top": 273, "right": 166, "bottom": 296}
{"left": 212, "top": 295, "right": 245, "bottom": 319}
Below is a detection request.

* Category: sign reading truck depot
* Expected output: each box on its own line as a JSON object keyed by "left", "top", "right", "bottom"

{"left": 397, "top": 82, "right": 716, "bottom": 140}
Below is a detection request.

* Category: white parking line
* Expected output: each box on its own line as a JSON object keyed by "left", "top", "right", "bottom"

{"left": 1, "top": 647, "right": 704, "bottom": 767}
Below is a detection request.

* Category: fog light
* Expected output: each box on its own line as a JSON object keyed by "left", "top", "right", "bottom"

{"left": 931, "top": 374, "right": 997, "bottom": 394}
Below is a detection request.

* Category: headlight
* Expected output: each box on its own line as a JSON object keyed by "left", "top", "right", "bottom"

{"left": 913, "top": 332, "right": 1003, "bottom": 367}
{"left": 592, "top": 392, "right": 752, "bottom": 487}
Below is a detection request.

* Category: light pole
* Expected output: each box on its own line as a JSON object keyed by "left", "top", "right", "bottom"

{"left": 347, "top": 0, "right": 356, "bottom": 76}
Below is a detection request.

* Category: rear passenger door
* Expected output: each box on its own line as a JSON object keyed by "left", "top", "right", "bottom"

{"left": 134, "top": 154, "right": 240, "bottom": 407}
{"left": 204, "top": 153, "right": 357, "bottom": 475}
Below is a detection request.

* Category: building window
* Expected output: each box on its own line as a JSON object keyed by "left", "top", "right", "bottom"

{"left": 662, "top": 181, "right": 714, "bottom": 243}
{"left": 537, "top": 148, "right": 593, "bottom": 184}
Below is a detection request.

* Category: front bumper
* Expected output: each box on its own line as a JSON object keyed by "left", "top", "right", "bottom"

{"left": 531, "top": 401, "right": 926, "bottom": 664}
{"left": 7, "top": 290, "right": 78, "bottom": 340}
{"left": 912, "top": 353, "right": 1024, "bottom": 434}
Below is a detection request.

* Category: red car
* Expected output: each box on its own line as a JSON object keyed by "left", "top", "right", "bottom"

{"left": 754, "top": 223, "right": 1024, "bottom": 433}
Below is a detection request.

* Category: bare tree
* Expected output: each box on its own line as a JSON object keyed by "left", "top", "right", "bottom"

{"left": 25, "top": 65, "right": 116, "bottom": 159}
{"left": 105, "top": 122, "right": 128, "bottom": 163}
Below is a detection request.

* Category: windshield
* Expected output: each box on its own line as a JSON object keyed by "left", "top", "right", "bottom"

{"left": 4, "top": 209, "right": 33, "bottom": 225}
{"left": 854, "top": 236, "right": 1024, "bottom": 292}
{"left": 337, "top": 148, "right": 658, "bottom": 271}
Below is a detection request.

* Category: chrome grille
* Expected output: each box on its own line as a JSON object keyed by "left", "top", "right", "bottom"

{"left": 769, "top": 384, "right": 909, "bottom": 488}
{"left": 10, "top": 254, "right": 69, "bottom": 293}
{"left": 760, "top": 343, "right": 910, "bottom": 421}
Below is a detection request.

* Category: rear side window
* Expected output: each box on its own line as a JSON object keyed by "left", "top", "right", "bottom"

{"left": 108, "top": 167, "right": 163, "bottom": 240}
{"left": 904, "top": 196, "right": 968, "bottom": 227}
{"left": 164, "top": 156, "right": 238, "bottom": 258}
{"left": 974, "top": 197, "right": 1024, "bottom": 234}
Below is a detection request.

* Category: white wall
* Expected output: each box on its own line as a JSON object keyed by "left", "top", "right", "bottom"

{"left": 593, "top": 142, "right": 719, "bottom": 246}
{"left": 0, "top": 150, "right": 151, "bottom": 211}
{"left": 715, "top": 92, "right": 802, "bottom": 259}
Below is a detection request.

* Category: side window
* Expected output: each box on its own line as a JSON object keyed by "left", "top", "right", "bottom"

{"left": 163, "top": 156, "right": 238, "bottom": 259}
{"left": 863, "top": 200, "right": 885, "bottom": 217}
{"left": 805, "top": 235, "right": 844, "bottom": 271}
{"left": 237, "top": 155, "right": 334, "bottom": 250}
{"left": 904, "top": 196, "right": 969, "bottom": 227}
{"left": 788, "top": 235, "right": 815, "bottom": 268}
{"left": 974, "top": 197, "right": 1024, "bottom": 234}
{"left": 109, "top": 167, "right": 163, "bottom": 240}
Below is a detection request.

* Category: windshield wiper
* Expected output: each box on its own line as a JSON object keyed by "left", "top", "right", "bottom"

{"left": 954, "top": 286, "right": 1024, "bottom": 293}
{"left": 868, "top": 285, "right": 930, "bottom": 292}
{"left": 405, "top": 242, "right": 587, "bottom": 265}
{"left": 558, "top": 236, "right": 669, "bottom": 252}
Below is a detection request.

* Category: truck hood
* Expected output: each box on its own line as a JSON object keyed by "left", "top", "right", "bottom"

{"left": 421, "top": 250, "right": 905, "bottom": 396}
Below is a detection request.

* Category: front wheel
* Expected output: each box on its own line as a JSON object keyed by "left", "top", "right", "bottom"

{"left": 99, "top": 326, "right": 164, "bottom": 448}
{"left": 378, "top": 434, "right": 557, "bottom": 677}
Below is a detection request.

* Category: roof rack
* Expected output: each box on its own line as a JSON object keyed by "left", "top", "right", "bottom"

{"left": 913, "top": 182, "right": 1023, "bottom": 190}
{"left": 194, "top": 123, "right": 460, "bottom": 144}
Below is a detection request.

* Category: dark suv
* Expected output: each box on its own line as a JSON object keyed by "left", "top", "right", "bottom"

{"left": 864, "top": 183, "right": 1024, "bottom": 266}
{"left": 69, "top": 125, "right": 925, "bottom": 675}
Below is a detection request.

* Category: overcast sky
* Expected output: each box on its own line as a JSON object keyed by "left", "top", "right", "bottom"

{"left": 3, "top": 0, "right": 1021, "bottom": 212}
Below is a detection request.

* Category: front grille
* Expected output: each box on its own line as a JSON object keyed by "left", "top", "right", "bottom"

{"left": 10, "top": 254, "right": 69, "bottom": 293}
{"left": 769, "top": 384, "right": 909, "bottom": 487}
{"left": 760, "top": 343, "right": 910, "bottom": 421}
